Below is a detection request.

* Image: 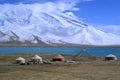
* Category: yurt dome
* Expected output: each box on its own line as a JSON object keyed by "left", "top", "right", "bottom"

{"left": 32, "top": 55, "right": 42, "bottom": 60}
{"left": 32, "top": 55, "right": 43, "bottom": 64}
{"left": 16, "top": 57, "right": 25, "bottom": 61}
{"left": 105, "top": 54, "right": 117, "bottom": 60}
{"left": 52, "top": 54, "right": 65, "bottom": 61}
{"left": 16, "top": 57, "right": 25, "bottom": 64}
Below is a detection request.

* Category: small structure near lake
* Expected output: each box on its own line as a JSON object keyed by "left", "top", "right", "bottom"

{"left": 32, "top": 55, "right": 43, "bottom": 64}
{"left": 16, "top": 57, "right": 26, "bottom": 65}
{"left": 105, "top": 54, "right": 117, "bottom": 61}
{"left": 52, "top": 54, "right": 65, "bottom": 62}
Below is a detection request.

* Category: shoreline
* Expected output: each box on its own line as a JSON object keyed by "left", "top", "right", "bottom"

{"left": 0, "top": 44, "right": 120, "bottom": 48}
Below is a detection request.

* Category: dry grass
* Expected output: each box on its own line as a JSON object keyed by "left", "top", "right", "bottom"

{"left": 0, "top": 54, "right": 120, "bottom": 80}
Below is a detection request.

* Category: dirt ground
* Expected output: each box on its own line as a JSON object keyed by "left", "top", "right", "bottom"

{"left": 0, "top": 54, "right": 120, "bottom": 80}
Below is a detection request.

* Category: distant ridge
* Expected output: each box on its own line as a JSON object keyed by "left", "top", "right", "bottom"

{"left": 0, "top": 4, "right": 120, "bottom": 45}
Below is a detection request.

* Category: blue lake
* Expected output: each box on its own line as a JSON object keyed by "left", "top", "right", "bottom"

{"left": 0, "top": 47, "right": 120, "bottom": 57}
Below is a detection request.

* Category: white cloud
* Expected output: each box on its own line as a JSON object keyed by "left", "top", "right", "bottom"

{"left": 0, "top": 0, "right": 95, "bottom": 14}
{"left": 28, "top": 0, "right": 80, "bottom": 13}
{"left": 55, "top": 0, "right": 80, "bottom": 11}
{"left": 0, "top": 0, "right": 80, "bottom": 16}
{"left": 0, "top": 0, "right": 80, "bottom": 11}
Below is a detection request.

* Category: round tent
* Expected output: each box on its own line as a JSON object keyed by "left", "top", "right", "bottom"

{"left": 32, "top": 55, "right": 43, "bottom": 64}
{"left": 105, "top": 54, "right": 117, "bottom": 61}
{"left": 52, "top": 54, "right": 65, "bottom": 62}
{"left": 16, "top": 57, "right": 26, "bottom": 64}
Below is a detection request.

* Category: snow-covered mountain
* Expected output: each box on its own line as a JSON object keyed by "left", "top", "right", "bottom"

{"left": 0, "top": 4, "right": 120, "bottom": 45}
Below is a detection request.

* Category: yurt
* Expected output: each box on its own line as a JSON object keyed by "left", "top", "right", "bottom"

{"left": 32, "top": 55, "right": 43, "bottom": 64}
{"left": 52, "top": 54, "right": 65, "bottom": 62}
{"left": 16, "top": 57, "right": 26, "bottom": 64}
{"left": 105, "top": 54, "right": 117, "bottom": 61}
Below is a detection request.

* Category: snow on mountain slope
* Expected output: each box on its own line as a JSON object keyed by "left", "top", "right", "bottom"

{"left": 0, "top": 4, "right": 120, "bottom": 45}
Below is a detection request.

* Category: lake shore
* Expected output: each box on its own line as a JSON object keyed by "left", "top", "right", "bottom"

{"left": 0, "top": 54, "right": 120, "bottom": 80}
{"left": 0, "top": 42, "right": 120, "bottom": 48}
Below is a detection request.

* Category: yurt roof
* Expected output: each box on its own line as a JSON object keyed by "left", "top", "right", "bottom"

{"left": 16, "top": 57, "right": 25, "bottom": 61}
{"left": 106, "top": 54, "right": 117, "bottom": 58}
{"left": 32, "top": 55, "right": 42, "bottom": 59}
{"left": 53, "top": 54, "right": 64, "bottom": 59}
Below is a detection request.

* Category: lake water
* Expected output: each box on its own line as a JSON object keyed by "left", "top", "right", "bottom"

{"left": 0, "top": 47, "right": 120, "bottom": 57}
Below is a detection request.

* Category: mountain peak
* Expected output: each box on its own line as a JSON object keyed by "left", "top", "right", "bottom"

{"left": 0, "top": 4, "right": 120, "bottom": 45}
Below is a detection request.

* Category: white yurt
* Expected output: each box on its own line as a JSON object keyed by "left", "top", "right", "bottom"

{"left": 32, "top": 55, "right": 43, "bottom": 64}
{"left": 16, "top": 57, "right": 26, "bottom": 64}
{"left": 105, "top": 54, "right": 117, "bottom": 60}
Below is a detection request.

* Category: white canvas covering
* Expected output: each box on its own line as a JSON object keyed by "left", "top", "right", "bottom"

{"left": 16, "top": 57, "right": 25, "bottom": 61}
{"left": 106, "top": 54, "right": 117, "bottom": 60}
{"left": 32, "top": 55, "right": 42, "bottom": 60}
{"left": 32, "top": 55, "right": 43, "bottom": 63}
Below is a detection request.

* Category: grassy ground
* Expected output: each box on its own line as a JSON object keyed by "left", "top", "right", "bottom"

{"left": 0, "top": 54, "right": 120, "bottom": 80}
